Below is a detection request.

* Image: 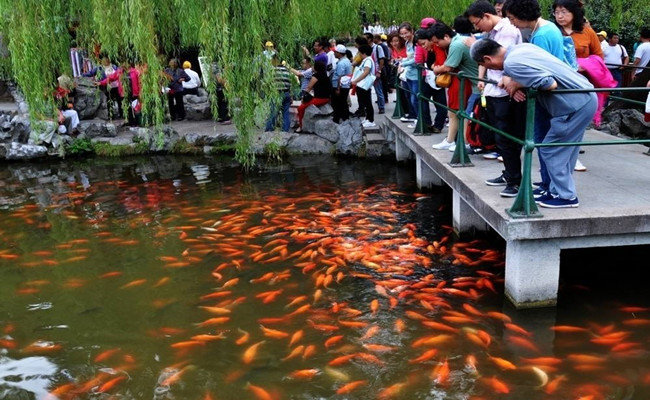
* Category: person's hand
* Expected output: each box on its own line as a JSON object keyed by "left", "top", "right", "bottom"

{"left": 477, "top": 81, "right": 485, "bottom": 91}
{"left": 512, "top": 90, "right": 526, "bottom": 102}
{"left": 336, "top": 88, "right": 341, "bottom": 95}
{"left": 67, "top": 103, "right": 74, "bottom": 109}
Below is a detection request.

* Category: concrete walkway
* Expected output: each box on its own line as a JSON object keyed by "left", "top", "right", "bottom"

{"left": 378, "top": 90, "right": 650, "bottom": 308}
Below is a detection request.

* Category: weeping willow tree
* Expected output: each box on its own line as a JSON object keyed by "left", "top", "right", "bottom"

{"left": 10, "top": 0, "right": 618, "bottom": 164}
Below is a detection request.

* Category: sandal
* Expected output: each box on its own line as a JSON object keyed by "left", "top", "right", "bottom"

{"left": 294, "top": 128, "right": 303, "bottom": 133}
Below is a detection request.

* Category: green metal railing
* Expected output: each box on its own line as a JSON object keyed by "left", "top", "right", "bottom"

{"left": 391, "top": 64, "right": 650, "bottom": 218}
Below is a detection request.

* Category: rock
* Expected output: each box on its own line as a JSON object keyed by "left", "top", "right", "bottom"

{"left": 286, "top": 134, "right": 334, "bottom": 154}
{"left": 252, "top": 131, "right": 295, "bottom": 154}
{"left": 132, "top": 125, "right": 180, "bottom": 151}
{"left": 314, "top": 119, "right": 340, "bottom": 142}
{"left": 77, "top": 120, "right": 118, "bottom": 138}
{"left": 602, "top": 109, "right": 650, "bottom": 138}
{"left": 335, "top": 119, "right": 364, "bottom": 155}
{"left": 73, "top": 78, "right": 104, "bottom": 120}
{"left": 185, "top": 131, "right": 238, "bottom": 146}
{"left": 185, "top": 102, "right": 212, "bottom": 121}
{"left": 302, "top": 104, "right": 333, "bottom": 133}
{"left": 184, "top": 94, "right": 208, "bottom": 105}
{"left": 10, "top": 116, "right": 30, "bottom": 143}
{"left": 0, "top": 142, "right": 48, "bottom": 160}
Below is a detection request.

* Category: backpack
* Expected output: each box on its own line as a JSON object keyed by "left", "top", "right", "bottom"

{"left": 466, "top": 96, "right": 495, "bottom": 150}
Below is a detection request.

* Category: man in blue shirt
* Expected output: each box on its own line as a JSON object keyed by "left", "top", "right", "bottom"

{"left": 331, "top": 45, "right": 352, "bottom": 123}
{"left": 470, "top": 39, "right": 597, "bottom": 208}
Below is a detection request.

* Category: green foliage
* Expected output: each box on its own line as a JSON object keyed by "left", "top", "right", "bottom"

{"left": 65, "top": 137, "right": 94, "bottom": 155}
{"left": 1, "top": 0, "right": 648, "bottom": 166}
{"left": 263, "top": 134, "right": 286, "bottom": 164}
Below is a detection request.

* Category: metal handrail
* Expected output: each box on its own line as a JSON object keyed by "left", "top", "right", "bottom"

{"left": 391, "top": 63, "right": 650, "bottom": 218}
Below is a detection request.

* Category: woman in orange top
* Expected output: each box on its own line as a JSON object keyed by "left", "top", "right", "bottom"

{"left": 552, "top": 0, "right": 602, "bottom": 59}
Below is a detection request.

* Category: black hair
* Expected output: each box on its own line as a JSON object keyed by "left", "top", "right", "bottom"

{"left": 470, "top": 38, "right": 503, "bottom": 63}
{"left": 355, "top": 36, "right": 369, "bottom": 47}
{"left": 552, "top": 0, "right": 585, "bottom": 32}
{"left": 345, "top": 50, "right": 353, "bottom": 60}
{"left": 373, "top": 34, "right": 383, "bottom": 41}
{"left": 364, "top": 33, "right": 374, "bottom": 43}
{"left": 303, "top": 56, "right": 312, "bottom": 64}
{"left": 399, "top": 22, "right": 414, "bottom": 33}
{"left": 466, "top": 0, "right": 497, "bottom": 18}
{"left": 641, "top": 27, "right": 650, "bottom": 39}
{"left": 358, "top": 44, "right": 373, "bottom": 56}
{"left": 609, "top": 32, "right": 619, "bottom": 38}
{"left": 503, "top": 0, "right": 541, "bottom": 21}
{"left": 453, "top": 15, "right": 474, "bottom": 34}
{"left": 415, "top": 28, "right": 434, "bottom": 42}
{"left": 313, "top": 60, "right": 327, "bottom": 73}
{"left": 430, "top": 22, "right": 456, "bottom": 40}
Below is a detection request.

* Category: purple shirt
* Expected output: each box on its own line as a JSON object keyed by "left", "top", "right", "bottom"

{"left": 314, "top": 52, "right": 328, "bottom": 66}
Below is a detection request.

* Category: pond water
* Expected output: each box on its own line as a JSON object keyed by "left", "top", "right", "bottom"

{"left": 0, "top": 155, "right": 648, "bottom": 400}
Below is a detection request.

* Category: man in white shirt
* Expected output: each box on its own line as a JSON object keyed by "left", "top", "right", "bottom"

{"left": 182, "top": 61, "right": 201, "bottom": 95}
{"left": 632, "top": 28, "right": 650, "bottom": 77}
{"left": 602, "top": 33, "right": 629, "bottom": 87}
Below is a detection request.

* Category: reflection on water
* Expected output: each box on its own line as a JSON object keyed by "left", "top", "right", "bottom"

{"left": 0, "top": 155, "right": 648, "bottom": 400}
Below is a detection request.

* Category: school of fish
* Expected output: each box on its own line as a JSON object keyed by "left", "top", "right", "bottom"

{"left": 0, "top": 163, "right": 649, "bottom": 400}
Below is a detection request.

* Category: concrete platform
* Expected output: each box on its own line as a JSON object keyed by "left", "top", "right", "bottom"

{"left": 383, "top": 115, "right": 650, "bottom": 308}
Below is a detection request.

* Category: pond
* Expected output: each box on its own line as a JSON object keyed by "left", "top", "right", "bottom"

{"left": 0, "top": 155, "right": 648, "bottom": 400}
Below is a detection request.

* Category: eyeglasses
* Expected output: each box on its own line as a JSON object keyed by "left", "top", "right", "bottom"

{"left": 553, "top": 10, "right": 571, "bottom": 16}
{"left": 469, "top": 17, "right": 483, "bottom": 27}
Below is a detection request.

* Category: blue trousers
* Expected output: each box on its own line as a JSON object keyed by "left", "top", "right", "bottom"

{"left": 403, "top": 79, "right": 419, "bottom": 119}
{"left": 540, "top": 96, "right": 597, "bottom": 200}
{"left": 373, "top": 77, "right": 385, "bottom": 110}
{"left": 534, "top": 103, "right": 552, "bottom": 190}
{"left": 265, "top": 91, "right": 292, "bottom": 132}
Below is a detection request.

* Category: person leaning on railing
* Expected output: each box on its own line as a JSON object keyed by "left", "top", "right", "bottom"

{"left": 470, "top": 39, "right": 597, "bottom": 208}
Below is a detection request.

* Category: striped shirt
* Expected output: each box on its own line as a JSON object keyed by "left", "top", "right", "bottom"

{"left": 273, "top": 66, "right": 292, "bottom": 92}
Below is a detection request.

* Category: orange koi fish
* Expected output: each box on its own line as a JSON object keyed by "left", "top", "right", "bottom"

{"left": 281, "top": 345, "right": 304, "bottom": 361}
{"left": 287, "top": 369, "right": 320, "bottom": 380}
{"left": 324, "top": 335, "right": 344, "bottom": 348}
{"left": 489, "top": 376, "right": 510, "bottom": 394}
{"left": 191, "top": 333, "right": 226, "bottom": 342}
{"left": 409, "top": 349, "right": 438, "bottom": 364}
{"left": 431, "top": 360, "right": 450, "bottom": 385}
{"left": 302, "top": 344, "right": 317, "bottom": 360}
{"left": 196, "top": 317, "right": 230, "bottom": 327}
{"left": 94, "top": 348, "right": 121, "bottom": 363}
{"left": 260, "top": 325, "right": 289, "bottom": 339}
{"left": 120, "top": 279, "right": 147, "bottom": 289}
{"left": 242, "top": 341, "right": 265, "bottom": 364}
{"left": 336, "top": 380, "right": 368, "bottom": 395}
{"left": 97, "top": 376, "right": 127, "bottom": 393}
{"left": 488, "top": 356, "right": 516, "bottom": 370}
{"left": 246, "top": 383, "right": 273, "bottom": 400}
{"left": 289, "top": 330, "right": 303, "bottom": 346}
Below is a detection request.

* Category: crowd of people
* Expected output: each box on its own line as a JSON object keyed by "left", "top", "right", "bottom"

{"left": 265, "top": 1, "right": 647, "bottom": 209}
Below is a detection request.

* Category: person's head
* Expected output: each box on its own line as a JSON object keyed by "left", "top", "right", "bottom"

{"left": 302, "top": 56, "right": 312, "bottom": 69}
{"left": 504, "top": 0, "right": 541, "bottom": 27}
{"left": 494, "top": 0, "right": 505, "bottom": 16}
{"left": 354, "top": 36, "right": 368, "bottom": 48}
{"left": 380, "top": 34, "right": 388, "bottom": 42}
{"left": 467, "top": 0, "right": 499, "bottom": 32}
{"left": 607, "top": 33, "right": 619, "bottom": 45}
{"left": 101, "top": 56, "right": 111, "bottom": 67}
{"left": 182, "top": 61, "right": 191, "bottom": 69}
{"left": 168, "top": 58, "right": 178, "bottom": 69}
{"left": 313, "top": 37, "right": 326, "bottom": 53}
{"left": 334, "top": 44, "right": 347, "bottom": 59}
{"left": 329, "top": 38, "right": 337, "bottom": 48}
{"left": 399, "top": 22, "right": 414, "bottom": 42}
{"left": 552, "top": 0, "right": 585, "bottom": 32}
{"left": 345, "top": 50, "right": 353, "bottom": 61}
{"left": 453, "top": 15, "right": 474, "bottom": 35}
{"left": 415, "top": 28, "right": 435, "bottom": 51}
{"left": 373, "top": 34, "right": 383, "bottom": 44}
{"left": 358, "top": 44, "right": 373, "bottom": 58}
{"left": 641, "top": 27, "right": 650, "bottom": 41}
{"left": 388, "top": 32, "right": 405, "bottom": 49}
{"left": 364, "top": 33, "right": 374, "bottom": 44}
{"left": 265, "top": 41, "right": 274, "bottom": 50}
{"left": 430, "top": 22, "right": 456, "bottom": 49}
{"left": 470, "top": 38, "right": 506, "bottom": 70}
{"left": 596, "top": 31, "right": 607, "bottom": 42}
{"left": 313, "top": 60, "right": 327, "bottom": 73}
{"left": 420, "top": 17, "right": 436, "bottom": 29}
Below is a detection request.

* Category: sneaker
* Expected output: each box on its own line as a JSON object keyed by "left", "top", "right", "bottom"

{"left": 532, "top": 187, "right": 548, "bottom": 199}
{"left": 432, "top": 138, "right": 454, "bottom": 150}
{"left": 483, "top": 152, "right": 499, "bottom": 160}
{"left": 448, "top": 143, "right": 456, "bottom": 152}
{"left": 430, "top": 126, "right": 442, "bottom": 133}
{"left": 467, "top": 147, "right": 484, "bottom": 155}
{"left": 363, "top": 121, "right": 377, "bottom": 128}
{"left": 497, "top": 155, "right": 503, "bottom": 162}
{"left": 407, "top": 124, "right": 416, "bottom": 129}
{"left": 485, "top": 175, "right": 507, "bottom": 186}
{"left": 538, "top": 196, "right": 579, "bottom": 208}
{"left": 378, "top": 109, "right": 385, "bottom": 114}
{"left": 574, "top": 159, "right": 587, "bottom": 171}
{"left": 400, "top": 116, "right": 416, "bottom": 123}
{"left": 532, "top": 181, "right": 543, "bottom": 189}
{"left": 500, "top": 185, "right": 519, "bottom": 198}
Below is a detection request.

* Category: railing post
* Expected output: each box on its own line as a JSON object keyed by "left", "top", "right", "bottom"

{"left": 391, "top": 73, "right": 406, "bottom": 119}
{"left": 450, "top": 72, "right": 473, "bottom": 167}
{"left": 507, "top": 89, "right": 542, "bottom": 218}
{"left": 413, "top": 67, "right": 426, "bottom": 135}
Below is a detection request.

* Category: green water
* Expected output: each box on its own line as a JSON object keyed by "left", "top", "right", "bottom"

{"left": 0, "top": 155, "right": 648, "bottom": 400}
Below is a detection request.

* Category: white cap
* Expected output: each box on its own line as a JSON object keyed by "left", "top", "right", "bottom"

{"left": 335, "top": 44, "right": 347, "bottom": 54}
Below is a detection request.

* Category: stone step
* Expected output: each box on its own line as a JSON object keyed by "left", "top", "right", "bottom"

{"left": 365, "top": 132, "right": 387, "bottom": 144}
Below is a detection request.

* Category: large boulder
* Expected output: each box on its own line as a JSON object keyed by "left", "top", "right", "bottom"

{"left": 77, "top": 120, "right": 118, "bottom": 138}
{"left": 286, "top": 134, "right": 334, "bottom": 154}
{"left": 252, "top": 131, "right": 295, "bottom": 154}
{"left": 132, "top": 125, "right": 180, "bottom": 151}
{"left": 302, "top": 103, "right": 333, "bottom": 133}
{"left": 185, "top": 131, "right": 238, "bottom": 146}
{"left": 73, "top": 79, "right": 104, "bottom": 120}
{"left": 184, "top": 89, "right": 212, "bottom": 121}
{"left": 0, "top": 142, "right": 48, "bottom": 160}
{"left": 10, "top": 115, "right": 30, "bottom": 143}
{"left": 314, "top": 119, "right": 340, "bottom": 143}
{"left": 335, "top": 119, "right": 364, "bottom": 155}
{"left": 601, "top": 109, "right": 650, "bottom": 138}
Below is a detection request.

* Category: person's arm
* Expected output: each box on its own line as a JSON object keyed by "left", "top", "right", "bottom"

{"left": 305, "top": 76, "right": 318, "bottom": 92}
{"left": 476, "top": 65, "right": 487, "bottom": 91}
{"left": 621, "top": 47, "right": 629, "bottom": 67}
{"left": 289, "top": 67, "right": 304, "bottom": 78}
